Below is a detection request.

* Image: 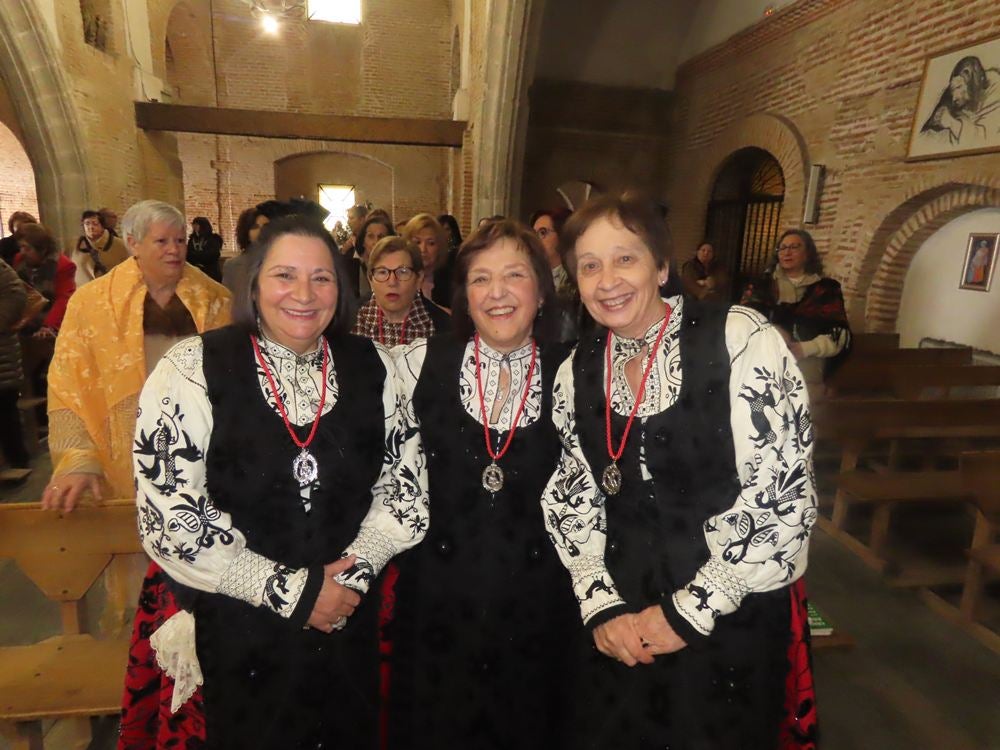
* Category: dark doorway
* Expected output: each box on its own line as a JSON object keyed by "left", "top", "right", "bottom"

{"left": 703, "top": 147, "right": 785, "bottom": 300}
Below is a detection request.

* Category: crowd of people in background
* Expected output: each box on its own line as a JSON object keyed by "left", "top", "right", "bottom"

{"left": 0, "top": 190, "right": 851, "bottom": 749}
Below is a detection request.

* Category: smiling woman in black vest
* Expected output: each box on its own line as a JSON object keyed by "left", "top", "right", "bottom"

{"left": 541, "top": 192, "right": 820, "bottom": 749}
{"left": 388, "top": 219, "right": 578, "bottom": 749}
{"left": 132, "top": 214, "right": 428, "bottom": 749}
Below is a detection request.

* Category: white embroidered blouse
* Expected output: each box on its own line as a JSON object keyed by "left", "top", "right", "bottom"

{"left": 392, "top": 336, "right": 543, "bottom": 433}
{"left": 135, "top": 333, "right": 429, "bottom": 621}
{"left": 541, "top": 296, "right": 818, "bottom": 638}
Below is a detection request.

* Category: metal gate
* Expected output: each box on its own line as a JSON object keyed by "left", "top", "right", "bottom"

{"left": 703, "top": 148, "right": 785, "bottom": 300}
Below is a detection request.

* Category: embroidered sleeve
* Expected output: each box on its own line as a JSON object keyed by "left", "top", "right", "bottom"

{"left": 135, "top": 337, "right": 310, "bottom": 620}
{"left": 668, "top": 306, "right": 818, "bottom": 639}
{"left": 335, "top": 343, "right": 429, "bottom": 595}
{"left": 541, "top": 350, "right": 628, "bottom": 629}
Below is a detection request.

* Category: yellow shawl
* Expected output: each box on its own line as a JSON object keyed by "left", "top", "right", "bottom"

{"left": 48, "top": 258, "right": 231, "bottom": 497}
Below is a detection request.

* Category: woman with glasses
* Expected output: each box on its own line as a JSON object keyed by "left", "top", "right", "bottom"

{"left": 353, "top": 236, "right": 450, "bottom": 346}
{"left": 764, "top": 228, "right": 851, "bottom": 384}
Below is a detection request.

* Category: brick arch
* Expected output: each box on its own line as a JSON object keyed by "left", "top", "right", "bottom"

{"left": 272, "top": 146, "right": 396, "bottom": 217}
{"left": 670, "top": 113, "right": 809, "bottom": 259}
{"left": 861, "top": 178, "right": 1000, "bottom": 331}
{"left": 0, "top": 0, "right": 89, "bottom": 244}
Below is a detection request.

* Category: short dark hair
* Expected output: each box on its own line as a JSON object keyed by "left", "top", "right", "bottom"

{"left": 235, "top": 207, "right": 259, "bottom": 253}
{"left": 192, "top": 216, "right": 213, "bottom": 235}
{"left": 558, "top": 191, "right": 672, "bottom": 280}
{"left": 8, "top": 211, "right": 37, "bottom": 233}
{"left": 771, "top": 228, "right": 824, "bottom": 276}
{"left": 81, "top": 210, "right": 100, "bottom": 222}
{"left": 356, "top": 215, "right": 396, "bottom": 253}
{"left": 437, "top": 214, "right": 463, "bottom": 247}
{"left": 528, "top": 207, "right": 571, "bottom": 234}
{"left": 231, "top": 214, "right": 354, "bottom": 338}
{"left": 450, "top": 219, "right": 558, "bottom": 343}
{"left": 16, "top": 223, "right": 59, "bottom": 261}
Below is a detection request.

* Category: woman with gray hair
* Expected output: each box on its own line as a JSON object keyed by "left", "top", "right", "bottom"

{"left": 38, "top": 199, "right": 230, "bottom": 746}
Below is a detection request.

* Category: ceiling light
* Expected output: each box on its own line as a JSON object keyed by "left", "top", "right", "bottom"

{"left": 260, "top": 13, "right": 280, "bottom": 34}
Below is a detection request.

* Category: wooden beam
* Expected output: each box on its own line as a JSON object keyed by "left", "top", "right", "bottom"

{"left": 135, "top": 102, "right": 466, "bottom": 148}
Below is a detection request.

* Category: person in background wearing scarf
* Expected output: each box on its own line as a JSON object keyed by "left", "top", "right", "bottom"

{"left": 72, "top": 209, "right": 129, "bottom": 287}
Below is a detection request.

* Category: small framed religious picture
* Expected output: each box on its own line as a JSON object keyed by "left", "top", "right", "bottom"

{"left": 959, "top": 233, "right": 998, "bottom": 292}
{"left": 907, "top": 32, "right": 1000, "bottom": 161}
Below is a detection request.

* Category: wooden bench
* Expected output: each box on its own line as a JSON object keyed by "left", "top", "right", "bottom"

{"left": 829, "top": 364, "right": 1000, "bottom": 400}
{"left": 0, "top": 501, "right": 141, "bottom": 750}
{"left": 850, "top": 332, "right": 899, "bottom": 353}
{"left": 813, "top": 399, "right": 1000, "bottom": 576}
{"left": 915, "top": 452, "right": 1000, "bottom": 655}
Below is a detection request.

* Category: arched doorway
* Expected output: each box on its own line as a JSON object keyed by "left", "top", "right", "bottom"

{"left": 703, "top": 147, "right": 785, "bottom": 299}
{"left": 0, "top": 119, "right": 38, "bottom": 234}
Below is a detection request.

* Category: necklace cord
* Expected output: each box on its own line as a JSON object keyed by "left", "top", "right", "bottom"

{"left": 251, "top": 335, "right": 329, "bottom": 450}
{"left": 474, "top": 334, "right": 537, "bottom": 462}
{"left": 604, "top": 303, "right": 673, "bottom": 463}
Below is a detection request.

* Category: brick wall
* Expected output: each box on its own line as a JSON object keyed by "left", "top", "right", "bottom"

{"left": 666, "top": 0, "right": 1000, "bottom": 330}
{"left": 0, "top": 108, "right": 38, "bottom": 232}
{"left": 163, "top": 0, "right": 456, "bottom": 247}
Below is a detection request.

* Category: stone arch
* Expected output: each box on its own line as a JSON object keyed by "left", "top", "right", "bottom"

{"left": 670, "top": 112, "right": 809, "bottom": 262}
{"left": 860, "top": 176, "right": 1000, "bottom": 332}
{"left": 0, "top": 0, "right": 90, "bottom": 243}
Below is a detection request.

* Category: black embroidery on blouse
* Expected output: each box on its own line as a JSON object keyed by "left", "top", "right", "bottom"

{"left": 134, "top": 402, "right": 203, "bottom": 495}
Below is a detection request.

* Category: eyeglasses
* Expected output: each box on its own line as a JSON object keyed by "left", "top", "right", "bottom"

{"left": 370, "top": 266, "right": 416, "bottom": 282}
{"left": 777, "top": 242, "right": 804, "bottom": 253}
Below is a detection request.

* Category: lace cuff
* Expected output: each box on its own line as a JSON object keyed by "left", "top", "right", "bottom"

{"left": 216, "top": 548, "right": 308, "bottom": 618}
{"left": 149, "top": 611, "right": 203, "bottom": 713}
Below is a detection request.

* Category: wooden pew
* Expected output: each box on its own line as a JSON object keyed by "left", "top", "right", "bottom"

{"left": 829, "top": 364, "right": 1000, "bottom": 400}
{"left": 957, "top": 452, "right": 1000, "bottom": 648}
{"left": 829, "top": 345, "right": 971, "bottom": 387}
{"left": 917, "top": 452, "right": 1000, "bottom": 655}
{"left": 0, "top": 501, "right": 141, "bottom": 750}
{"left": 850, "top": 332, "right": 899, "bottom": 354}
{"left": 813, "top": 399, "right": 1000, "bottom": 577}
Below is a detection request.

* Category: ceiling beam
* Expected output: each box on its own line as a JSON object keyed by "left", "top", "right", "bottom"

{"left": 135, "top": 102, "right": 466, "bottom": 148}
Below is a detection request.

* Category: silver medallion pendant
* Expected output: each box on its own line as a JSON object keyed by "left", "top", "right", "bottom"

{"left": 292, "top": 448, "right": 319, "bottom": 486}
{"left": 482, "top": 462, "right": 504, "bottom": 493}
{"left": 601, "top": 462, "right": 622, "bottom": 495}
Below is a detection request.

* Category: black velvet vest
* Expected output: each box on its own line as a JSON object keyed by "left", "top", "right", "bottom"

{"left": 202, "top": 326, "right": 386, "bottom": 571}
{"left": 196, "top": 326, "right": 387, "bottom": 749}
{"left": 573, "top": 299, "right": 741, "bottom": 608}
{"left": 410, "top": 334, "right": 566, "bottom": 580}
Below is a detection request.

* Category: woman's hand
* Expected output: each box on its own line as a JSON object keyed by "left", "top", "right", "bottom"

{"left": 306, "top": 556, "right": 361, "bottom": 633}
{"left": 634, "top": 605, "right": 687, "bottom": 655}
{"left": 593, "top": 614, "right": 654, "bottom": 666}
{"left": 40, "top": 472, "right": 102, "bottom": 512}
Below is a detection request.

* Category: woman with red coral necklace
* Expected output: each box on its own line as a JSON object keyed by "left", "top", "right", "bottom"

{"left": 388, "top": 220, "right": 578, "bottom": 749}
{"left": 542, "top": 192, "right": 819, "bottom": 749}
{"left": 132, "top": 215, "right": 428, "bottom": 749}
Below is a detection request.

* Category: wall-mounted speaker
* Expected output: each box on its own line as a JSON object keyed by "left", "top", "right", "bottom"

{"left": 802, "top": 164, "right": 825, "bottom": 225}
